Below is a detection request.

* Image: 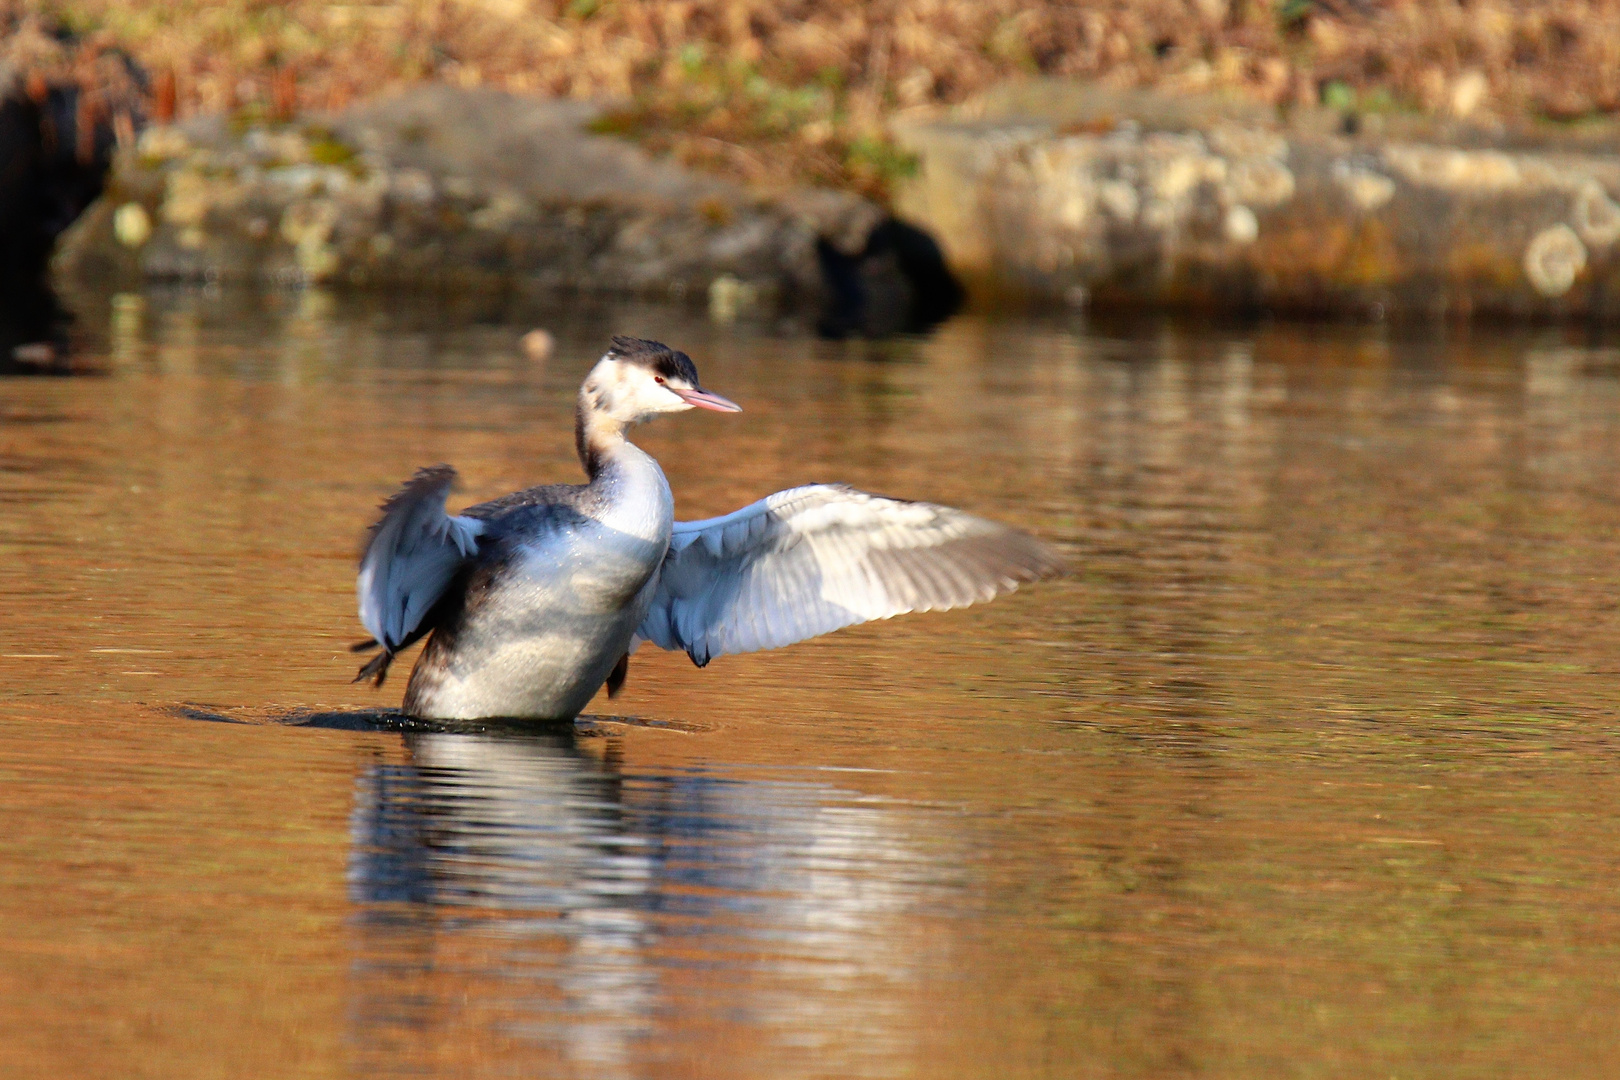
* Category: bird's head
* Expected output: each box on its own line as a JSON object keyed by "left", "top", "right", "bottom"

{"left": 582, "top": 336, "right": 741, "bottom": 424}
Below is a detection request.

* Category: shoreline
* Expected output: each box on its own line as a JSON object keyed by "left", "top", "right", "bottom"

{"left": 54, "top": 86, "right": 961, "bottom": 338}
{"left": 51, "top": 81, "right": 1620, "bottom": 327}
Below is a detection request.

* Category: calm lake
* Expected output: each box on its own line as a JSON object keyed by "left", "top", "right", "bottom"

{"left": 3, "top": 286, "right": 1619, "bottom": 1078}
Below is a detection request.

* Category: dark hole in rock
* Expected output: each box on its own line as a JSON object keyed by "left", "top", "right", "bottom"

{"left": 816, "top": 217, "right": 964, "bottom": 339}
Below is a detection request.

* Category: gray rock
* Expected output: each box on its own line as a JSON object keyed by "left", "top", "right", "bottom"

{"left": 891, "top": 81, "right": 1620, "bottom": 320}
{"left": 57, "top": 86, "right": 894, "bottom": 320}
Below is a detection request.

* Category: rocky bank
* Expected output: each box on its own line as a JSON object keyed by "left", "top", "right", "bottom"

{"left": 891, "top": 82, "right": 1620, "bottom": 320}
{"left": 55, "top": 81, "right": 1620, "bottom": 325}
{"left": 58, "top": 85, "right": 956, "bottom": 335}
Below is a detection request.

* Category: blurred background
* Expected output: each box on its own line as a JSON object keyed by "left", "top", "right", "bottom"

{"left": 9, "top": 0, "right": 1620, "bottom": 194}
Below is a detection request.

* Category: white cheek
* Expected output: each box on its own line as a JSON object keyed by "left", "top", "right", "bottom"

{"left": 654, "top": 385, "right": 689, "bottom": 412}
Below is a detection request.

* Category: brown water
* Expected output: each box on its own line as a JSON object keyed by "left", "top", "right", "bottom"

{"left": 4, "top": 288, "right": 1620, "bottom": 1078}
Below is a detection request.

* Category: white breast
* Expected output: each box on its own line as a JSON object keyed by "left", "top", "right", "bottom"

{"left": 592, "top": 442, "right": 675, "bottom": 547}
{"left": 406, "top": 443, "right": 675, "bottom": 721}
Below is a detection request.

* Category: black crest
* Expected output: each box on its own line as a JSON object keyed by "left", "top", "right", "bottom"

{"left": 608, "top": 335, "right": 701, "bottom": 385}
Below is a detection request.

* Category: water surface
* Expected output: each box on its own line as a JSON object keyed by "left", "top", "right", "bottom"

{"left": 3, "top": 288, "right": 1619, "bottom": 1078}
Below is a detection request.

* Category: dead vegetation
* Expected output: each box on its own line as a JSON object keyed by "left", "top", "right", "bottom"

{"left": 7, "top": 1, "right": 1620, "bottom": 201}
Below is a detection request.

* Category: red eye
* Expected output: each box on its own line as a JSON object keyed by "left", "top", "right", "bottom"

{"left": 654, "top": 376, "right": 666, "bottom": 384}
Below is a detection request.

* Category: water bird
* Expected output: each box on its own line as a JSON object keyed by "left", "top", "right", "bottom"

{"left": 352, "top": 336, "right": 1061, "bottom": 720}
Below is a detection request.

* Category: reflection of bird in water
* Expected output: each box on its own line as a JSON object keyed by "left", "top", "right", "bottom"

{"left": 352, "top": 335, "right": 1062, "bottom": 720}
{"left": 347, "top": 730, "right": 933, "bottom": 1078}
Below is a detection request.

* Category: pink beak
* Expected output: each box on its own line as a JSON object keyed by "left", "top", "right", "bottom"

{"left": 673, "top": 386, "right": 742, "bottom": 413}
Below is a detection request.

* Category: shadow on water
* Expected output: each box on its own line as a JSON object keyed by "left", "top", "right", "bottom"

{"left": 163, "top": 703, "right": 708, "bottom": 736}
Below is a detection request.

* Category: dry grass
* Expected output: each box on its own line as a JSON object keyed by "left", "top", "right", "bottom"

{"left": 8, "top": 1, "right": 1620, "bottom": 200}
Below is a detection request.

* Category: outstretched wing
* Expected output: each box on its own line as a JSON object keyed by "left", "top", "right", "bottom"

{"left": 355, "top": 465, "right": 485, "bottom": 678}
{"left": 636, "top": 484, "right": 1062, "bottom": 666}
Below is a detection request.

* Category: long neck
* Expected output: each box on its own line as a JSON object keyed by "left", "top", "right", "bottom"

{"left": 574, "top": 396, "right": 629, "bottom": 481}
{"left": 573, "top": 390, "right": 673, "bottom": 546}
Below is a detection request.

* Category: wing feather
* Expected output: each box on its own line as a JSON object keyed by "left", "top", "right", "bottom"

{"left": 637, "top": 484, "right": 1062, "bottom": 666}
{"left": 356, "top": 465, "right": 485, "bottom": 651}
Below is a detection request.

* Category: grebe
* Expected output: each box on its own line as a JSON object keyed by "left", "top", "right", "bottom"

{"left": 353, "top": 336, "right": 1060, "bottom": 720}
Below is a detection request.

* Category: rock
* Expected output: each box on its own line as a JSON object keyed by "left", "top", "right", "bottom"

{"left": 10, "top": 341, "right": 57, "bottom": 366}
{"left": 1573, "top": 182, "right": 1620, "bottom": 248}
{"left": 707, "top": 274, "right": 754, "bottom": 323}
{"left": 113, "top": 202, "right": 151, "bottom": 247}
{"left": 520, "top": 328, "right": 555, "bottom": 362}
{"left": 1524, "top": 225, "right": 1586, "bottom": 298}
{"left": 58, "top": 86, "right": 961, "bottom": 334}
{"left": 890, "top": 80, "right": 1620, "bottom": 320}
